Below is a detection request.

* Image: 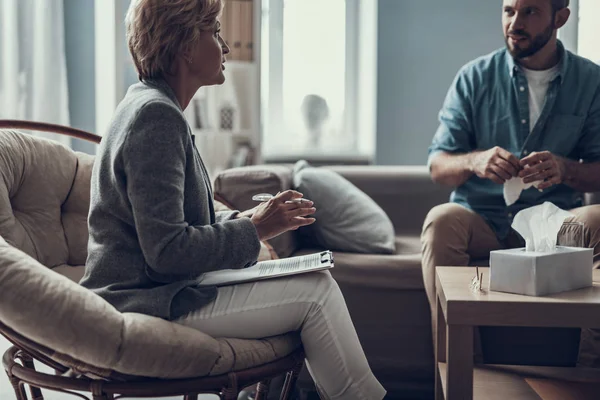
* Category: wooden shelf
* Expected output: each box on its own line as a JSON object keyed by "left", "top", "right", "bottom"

{"left": 438, "top": 362, "right": 600, "bottom": 400}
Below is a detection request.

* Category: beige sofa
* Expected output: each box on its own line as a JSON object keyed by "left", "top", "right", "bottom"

{"left": 214, "top": 165, "right": 453, "bottom": 399}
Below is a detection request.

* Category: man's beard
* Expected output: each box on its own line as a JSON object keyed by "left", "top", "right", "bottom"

{"left": 506, "top": 20, "right": 554, "bottom": 59}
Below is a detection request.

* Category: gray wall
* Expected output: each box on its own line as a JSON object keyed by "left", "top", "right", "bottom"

{"left": 64, "top": 0, "right": 96, "bottom": 154}
{"left": 376, "top": 0, "right": 504, "bottom": 165}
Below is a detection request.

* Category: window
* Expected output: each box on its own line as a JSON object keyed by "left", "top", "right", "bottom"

{"left": 261, "top": 0, "right": 377, "bottom": 161}
{"left": 578, "top": 0, "right": 600, "bottom": 63}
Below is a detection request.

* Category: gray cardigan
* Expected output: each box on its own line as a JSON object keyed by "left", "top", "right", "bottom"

{"left": 80, "top": 79, "right": 261, "bottom": 320}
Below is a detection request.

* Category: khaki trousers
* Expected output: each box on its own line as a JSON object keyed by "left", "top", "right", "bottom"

{"left": 421, "top": 203, "right": 600, "bottom": 367}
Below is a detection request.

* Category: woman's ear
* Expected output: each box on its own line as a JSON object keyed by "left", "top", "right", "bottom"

{"left": 554, "top": 8, "right": 570, "bottom": 30}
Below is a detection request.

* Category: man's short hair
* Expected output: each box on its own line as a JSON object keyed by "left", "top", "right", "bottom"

{"left": 551, "top": 0, "right": 570, "bottom": 11}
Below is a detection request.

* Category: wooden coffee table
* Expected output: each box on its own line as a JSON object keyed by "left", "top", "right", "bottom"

{"left": 435, "top": 267, "right": 600, "bottom": 400}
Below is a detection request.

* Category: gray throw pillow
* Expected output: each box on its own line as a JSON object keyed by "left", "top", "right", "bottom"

{"left": 292, "top": 160, "right": 395, "bottom": 254}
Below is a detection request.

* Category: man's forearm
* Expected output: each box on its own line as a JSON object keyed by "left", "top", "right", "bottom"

{"left": 562, "top": 159, "right": 600, "bottom": 193}
{"left": 430, "top": 151, "right": 479, "bottom": 187}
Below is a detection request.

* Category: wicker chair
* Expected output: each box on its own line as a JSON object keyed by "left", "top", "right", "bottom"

{"left": 0, "top": 120, "right": 304, "bottom": 400}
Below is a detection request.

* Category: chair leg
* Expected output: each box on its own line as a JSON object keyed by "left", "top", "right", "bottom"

{"left": 279, "top": 362, "right": 303, "bottom": 400}
{"left": 254, "top": 379, "right": 271, "bottom": 400}
{"left": 21, "top": 353, "right": 44, "bottom": 400}
{"left": 8, "top": 374, "right": 28, "bottom": 400}
{"left": 221, "top": 389, "right": 238, "bottom": 400}
{"left": 92, "top": 395, "right": 114, "bottom": 400}
{"left": 90, "top": 382, "right": 113, "bottom": 400}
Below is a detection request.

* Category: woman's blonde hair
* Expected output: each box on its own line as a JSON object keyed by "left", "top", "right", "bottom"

{"left": 126, "top": 0, "right": 223, "bottom": 80}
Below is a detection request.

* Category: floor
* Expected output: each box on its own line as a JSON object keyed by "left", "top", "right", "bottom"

{"left": 0, "top": 335, "right": 221, "bottom": 400}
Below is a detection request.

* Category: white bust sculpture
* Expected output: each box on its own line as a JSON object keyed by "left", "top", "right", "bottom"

{"left": 300, "top": 94, "right": 330, "bottom": 149}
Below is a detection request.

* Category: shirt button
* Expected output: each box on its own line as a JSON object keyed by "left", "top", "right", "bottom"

{"left": 522, "top": 119, "right": 527, "bottom": 124}
{"left": 508, "top": 212, "right": 513, "bottom": 218}
{"left": 523, "top": 150, "right": 529, "bottom": 155}
{"left": 520, "top": 86, "right": 525, "bottom": 92}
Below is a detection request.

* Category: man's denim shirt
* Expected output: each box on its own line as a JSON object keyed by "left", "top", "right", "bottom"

{"left": 428, "top": 42, "right": 600, "bottom": 240}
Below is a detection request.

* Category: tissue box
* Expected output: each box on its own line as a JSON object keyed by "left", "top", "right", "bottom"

{"left": 489, "top": 246, "right": 593, "bottom": 296}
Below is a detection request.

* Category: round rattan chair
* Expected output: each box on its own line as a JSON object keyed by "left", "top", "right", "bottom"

{"left": 0, "top": 120, "right": 305, "bottom": 400}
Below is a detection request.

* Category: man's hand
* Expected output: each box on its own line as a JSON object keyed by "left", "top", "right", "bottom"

{"left": 519, "top": 151, "right": 567, "bottom": 190}
{"left": 470, "top": 146, "right": 521, "bottom": 184}
{"left": 250, "top": 190, "right": 316, "bottom": 241}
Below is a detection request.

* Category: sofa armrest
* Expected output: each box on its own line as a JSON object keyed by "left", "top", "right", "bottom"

{"left": 323, "top": 166, "right": 452, "bottom": 236}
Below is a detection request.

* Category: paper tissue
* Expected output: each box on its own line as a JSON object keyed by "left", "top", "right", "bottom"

{"left": 490, "top": 202, "right": 593, "bottom": 296}
{"left": 503, "top": 176, "right": 542, "bottom": 206}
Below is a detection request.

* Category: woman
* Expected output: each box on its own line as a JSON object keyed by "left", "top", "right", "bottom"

{"left": 81, "top": 0, "right": 386, "bottom": 398}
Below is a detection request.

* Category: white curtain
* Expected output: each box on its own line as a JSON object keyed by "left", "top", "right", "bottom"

{"left": 0, "top": 0, "right": 71, "bottom": 146}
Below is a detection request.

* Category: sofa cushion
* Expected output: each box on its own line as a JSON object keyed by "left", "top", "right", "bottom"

{"left": 214, "top": 165, "right": 299, "bottom": 258}
{"left": 395, "top": 234, "right": 422, "bottom": 255}
{"left": 0, "top": 235, "right": 300, "bottom": 379}
{"left": 0, "top": 130, "right": 78, "bottom": 267}
{"left": 292, "top": 246, "right": 424, "bottom": 291}
{"left": 293, "top": 160, "right": 396, "bottom": 254}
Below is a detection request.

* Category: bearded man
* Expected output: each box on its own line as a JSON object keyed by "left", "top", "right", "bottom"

{"left": 422, "top": 0, "right": 600, "bottom": 367}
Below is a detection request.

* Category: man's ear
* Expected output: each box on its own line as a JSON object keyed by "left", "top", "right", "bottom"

{"left": 554, "top": 8, "right": 571, "bottom": 30}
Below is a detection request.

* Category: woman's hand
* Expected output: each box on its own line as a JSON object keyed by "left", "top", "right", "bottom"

{"left": 250, "top": 190, "right": 316, "bottom": 241}
{"left": 236, "top": 206, "right": 258, "bottom": 219}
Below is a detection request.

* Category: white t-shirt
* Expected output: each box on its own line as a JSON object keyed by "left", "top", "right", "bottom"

{"left": 522, "top": 64, "right": 560, "bottom": 132}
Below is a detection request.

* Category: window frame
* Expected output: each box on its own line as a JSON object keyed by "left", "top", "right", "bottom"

{"left": 260, "top": 0, "right": 376, "bottom": 160}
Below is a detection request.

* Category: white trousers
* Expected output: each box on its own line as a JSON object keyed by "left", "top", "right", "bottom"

{"left": 173, "top": 271, "right": 386, "bottom": 400}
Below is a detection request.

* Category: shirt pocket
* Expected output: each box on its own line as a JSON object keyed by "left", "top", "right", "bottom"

{"left": 540, "top": 114, "right": 585, "bottom": 157}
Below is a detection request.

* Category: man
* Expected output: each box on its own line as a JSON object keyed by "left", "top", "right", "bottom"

{"left": 423, "top": 0, "right": 600, "bottom": 366}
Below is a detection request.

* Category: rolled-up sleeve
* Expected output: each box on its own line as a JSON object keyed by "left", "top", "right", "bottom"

{"left": 428, "top": 67, "right": 475, "bottom": 167}
{"left": 123, "top": 102, "right": 260, "bottom": 281}
{"left": 578, "top": 85, "right": 600, "bottom": 162}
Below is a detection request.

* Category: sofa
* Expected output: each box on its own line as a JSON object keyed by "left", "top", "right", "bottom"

{"left": 214, "top": 164, "right": 453, "bottom": 399}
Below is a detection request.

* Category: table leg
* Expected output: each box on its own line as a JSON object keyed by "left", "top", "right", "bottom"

{"left": 446, "top": 324, "right": 473, "bottom": 400}
{"left": 435, "top": 295, "right": 446, "bottom": 400}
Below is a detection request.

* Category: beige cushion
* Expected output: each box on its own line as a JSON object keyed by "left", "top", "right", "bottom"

{"left": 52, "top": 264, "right": 87, "bottom": 283}
{"left": 214, "top": 165, "right": 299, "bottom": 258}
{"left": 62, "top": 152, "right": 95, "bottom": 266}
{"left": 0, "top": 235, "right": 300, "bottom": 379}
{"left": 0, "top": 130, "right": 78, "bottom": 266}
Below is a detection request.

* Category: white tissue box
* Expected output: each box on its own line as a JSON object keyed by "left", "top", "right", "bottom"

{"left": 489, "top": 246, "right": 593, "bottom": 296}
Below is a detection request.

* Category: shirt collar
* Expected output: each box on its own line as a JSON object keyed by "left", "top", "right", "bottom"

{"left": 507, "top": 40, "right": 569, "bottom": 82}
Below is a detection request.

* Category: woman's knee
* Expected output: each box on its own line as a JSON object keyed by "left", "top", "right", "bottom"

{"left": 300, "top": 270, "right": 341, "bottom": 308}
